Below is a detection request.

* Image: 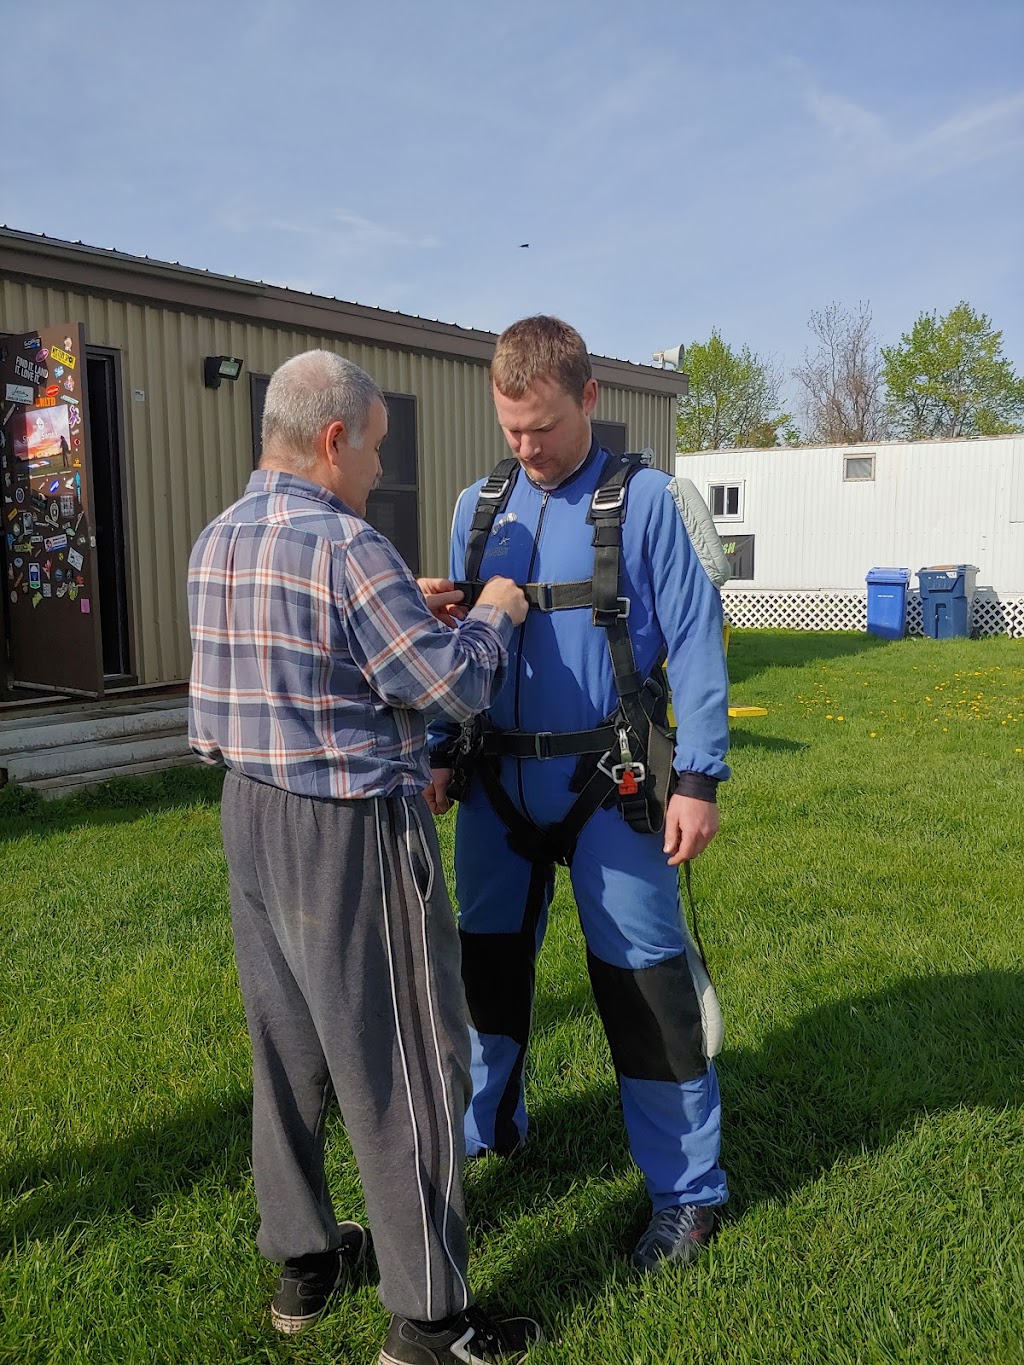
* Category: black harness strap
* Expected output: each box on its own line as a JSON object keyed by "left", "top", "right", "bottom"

{"left": 454, "top": 579, "right": 594, "bottom": 612}
{"left": 451, "top": 450, "right": 674, "bottom": 862}
{"left": 481, "top": 725, "right": 617, "bottom": 761}
{"left": 463, "top": 457, "right": 520, "bottom": 586}
{"left": 475, "top": 748, "right": 620, "bottom": 867}
{"left": 587, "top": 455, "right": 660, "bottom": 831}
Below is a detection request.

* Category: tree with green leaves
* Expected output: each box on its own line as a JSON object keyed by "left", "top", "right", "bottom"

{"left": 882, "top": 302, "right": 1024, "bottom": 439}
{"left": 677, "top": 331, "right": 797, "bottom": 451}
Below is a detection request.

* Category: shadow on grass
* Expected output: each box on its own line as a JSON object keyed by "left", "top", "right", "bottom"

{"left": 727, "top": 728, "right": 808, "bottom": 754}
{"left": 469, "top": 968, "right": 1024, "bottom": 1313}
{"left": 727, "top": 629, "right": 890, "bottom": 689}
{"left": 722, "top": 968, "right": 1024, "bottom": 1212}
{"left": 5, "top": 970, "right": 1020, "bottom": 1327}
{"left": 0, "top": 764, "right": 225, "bottom": 844}
{"left": 0, "top": 1089, "right": 251, "bottom": 1254}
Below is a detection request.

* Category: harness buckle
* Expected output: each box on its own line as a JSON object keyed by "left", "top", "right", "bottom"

{"left": 534, "top": 583, "right": 555, "bottom": 612}
{"left": 479, "top": 474, "right": 512, "bottom": 502}
{"left": 594, "top": 596, "right": 630, "bottom": 626}
{"left": 597, "top": 751, "right": 647, "bottom": 786}
{"left": 617, "top": 767, "right": 641, "bottom": 796}
{"left": 534, "top": 731, "right": 554, "bottom": 760}
{"left": 591, "top": 483, "right": 627, "bottom": 514}
{"left": 599, "top": 722, "right": 646, "bottom": 794}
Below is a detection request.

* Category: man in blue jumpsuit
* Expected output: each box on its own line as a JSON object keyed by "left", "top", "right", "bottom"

{"left": 427, "top": 316, "right": 730, "bottom": 1271}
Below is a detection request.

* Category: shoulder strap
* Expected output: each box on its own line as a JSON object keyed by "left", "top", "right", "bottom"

{"left": 588, "top": 452, "right": 647, "bottom": 709}
{"left": 463, "top": 457, "right": 520, "bottom": 584}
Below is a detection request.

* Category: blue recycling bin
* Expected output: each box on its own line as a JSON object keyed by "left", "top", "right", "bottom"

{"left": 865, "top": 567, "right": 911, "bottom": 640}
{"left": 917, "top": 564, "right": 979, "bottom": 639}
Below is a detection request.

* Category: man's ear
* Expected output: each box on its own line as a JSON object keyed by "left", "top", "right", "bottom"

{"left": 582, "top": 378, "right": 599, "bottom": 417}
{"left": 321, "top": 419, "right": 347, "bottom": 469}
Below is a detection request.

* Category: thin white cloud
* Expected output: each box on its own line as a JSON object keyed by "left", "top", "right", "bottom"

{"left": 266, "top": 210, "right": 439, "bottom": 254}
{"left": 919, "top": 90, "right": 1024, "bottom": 148}
{"left": 805, "top": 89, "right": 891, "bottom": 152}
{"left": 212, "top": 200, "right": 440, "bottom": 261}
{"left": 332, "top": 210, "right": 440, "bottom": 251}
{"left": 803, "top": 82, "right": 1024, "bottom": 181}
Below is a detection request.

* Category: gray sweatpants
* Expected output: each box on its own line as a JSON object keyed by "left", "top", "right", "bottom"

{"left": 220, "top": 769, "right": 473, "bottom": 1322}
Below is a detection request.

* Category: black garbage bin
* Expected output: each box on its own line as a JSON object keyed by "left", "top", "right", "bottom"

{"left": 917, "top": 565, "right": 979, "bottom": 639}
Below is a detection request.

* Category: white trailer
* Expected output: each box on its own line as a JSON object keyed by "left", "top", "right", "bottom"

{"left": 676, "top": 434, "right": 1024, "bottom": 636}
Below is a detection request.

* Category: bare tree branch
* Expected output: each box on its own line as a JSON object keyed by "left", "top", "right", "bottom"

{"left": 792, "top": 302, "right": 887, "bottom": 444}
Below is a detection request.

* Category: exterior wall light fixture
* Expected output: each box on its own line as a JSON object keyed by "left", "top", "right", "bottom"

{"left": 203, "top": 356, "right": 244, "bottom": 389}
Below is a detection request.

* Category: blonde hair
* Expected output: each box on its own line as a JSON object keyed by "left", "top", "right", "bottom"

{"left": 491, "top": 316, "right": 592, "bottom": 404}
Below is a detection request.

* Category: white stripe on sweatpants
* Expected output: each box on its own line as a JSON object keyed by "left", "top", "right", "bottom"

{"left": 402, "top": 800, "right": 470, "bottom": 1309}
{"left": 375, "top": 798, "right": 435, "bottom": 1316}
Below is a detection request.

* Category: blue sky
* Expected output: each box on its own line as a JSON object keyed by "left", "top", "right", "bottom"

{"left": 3, "top": 0, "right": 1022, "bottom": 419}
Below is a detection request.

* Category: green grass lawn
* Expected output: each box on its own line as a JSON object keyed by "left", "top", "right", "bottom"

{"left": 2, "top": 630, "right": 1023, "bottom": 1364}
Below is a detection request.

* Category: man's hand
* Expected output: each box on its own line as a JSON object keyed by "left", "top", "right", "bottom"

{"left": 477, "top": 576, "right": 529, "bottom": 626}
{"left": 417, "top": 578, "right": 467, "bottom": 626}
{"left": 424, "top": 767, "right": 454, "bottom": 815}
{"left": 663, "top": 793, "right": 719, "bottom": 867}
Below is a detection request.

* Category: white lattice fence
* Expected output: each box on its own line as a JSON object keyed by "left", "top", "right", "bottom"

{"left": 722, "top": 590, "right": 1024, "bottom": 638}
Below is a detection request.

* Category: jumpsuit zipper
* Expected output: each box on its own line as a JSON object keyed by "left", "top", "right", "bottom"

{"left": 514, "top": 490, "right": 549, "bottom": 822}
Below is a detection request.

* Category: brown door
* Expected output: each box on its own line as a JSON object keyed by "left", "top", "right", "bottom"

{"left": 0, "top": 323, "right": 105, "bottom": 696}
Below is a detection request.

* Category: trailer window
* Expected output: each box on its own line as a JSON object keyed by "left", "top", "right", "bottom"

{"left": 844, "top": 454, "right": 875, "bottom": 481}
{"left": 708, "top": 481, "right": 743, "bottom": 520}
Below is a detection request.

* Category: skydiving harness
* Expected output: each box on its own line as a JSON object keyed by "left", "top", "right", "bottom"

{"left": 444, "top": 450, "right": 677, "bottom": 867}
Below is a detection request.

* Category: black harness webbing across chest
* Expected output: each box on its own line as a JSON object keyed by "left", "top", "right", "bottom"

{"left": 446, "top": 451, "right": 675, "bottom": 865}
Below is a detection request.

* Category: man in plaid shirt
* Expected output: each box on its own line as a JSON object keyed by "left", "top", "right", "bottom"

{"left": 188, "top": 350, "right": 541, "bottom": 1365}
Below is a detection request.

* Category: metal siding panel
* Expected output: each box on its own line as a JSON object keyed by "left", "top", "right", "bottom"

{"left": 596, "top": 388, "right": 676, "bottom": 468}
{"left": 2, "top": 274, "right": 684, "bottom": 682}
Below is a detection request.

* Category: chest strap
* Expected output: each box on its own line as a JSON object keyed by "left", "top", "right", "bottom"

{"left": 454, "top": 578, "right": 594, "bottom": 612}
{"left": 458, "top": 449, "right": 643, "bottom": 618}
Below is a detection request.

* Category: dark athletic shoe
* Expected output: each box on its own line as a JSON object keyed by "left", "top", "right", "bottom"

{"left": 379, "top": 1304, "right": 542, "bottom": 1364}
{"left": 270, "top": 1222, "right": 368, "bottom": 1334}
{"left": 631, "top": 1204, "right": 717, "bottom": 1272}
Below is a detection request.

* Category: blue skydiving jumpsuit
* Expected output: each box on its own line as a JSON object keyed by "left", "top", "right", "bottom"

{"left": 439, "top": 440, "right": 731, "bottom": 1212}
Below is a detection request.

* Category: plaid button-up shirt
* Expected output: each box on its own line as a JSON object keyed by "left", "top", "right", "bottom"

{"left": 187, "top": 470, "right": 512, "bottom": 799}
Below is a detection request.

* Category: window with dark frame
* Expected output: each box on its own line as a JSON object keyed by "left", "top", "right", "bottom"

{"left": 248, "top": 376, "right": 421, "bottom": 573}
{"left": 250, "top": 373, "right": 269, "bottom": 463}
{"left": 592, "top": 419, "right": 628, "bottom": 456}
{"left": 368, "top": 393, "right": 420, "bottom": 574}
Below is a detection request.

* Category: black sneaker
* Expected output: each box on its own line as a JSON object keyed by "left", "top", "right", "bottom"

{"left": 379, "top": 1304, "right": 542, "bottom": 1364}
{"left": 270, "top": 1222, "right": 368, "bottom": 1334}
{"left": 631, "top": 1204, "right": 717, "bottom": 1273}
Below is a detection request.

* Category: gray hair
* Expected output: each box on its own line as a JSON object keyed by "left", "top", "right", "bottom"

{"left": 261, "top": 349, "right": 383, "bottom": 471}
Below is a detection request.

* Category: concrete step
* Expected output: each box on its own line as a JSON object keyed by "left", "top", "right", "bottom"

{"left": 0, "top": 700, "right": 189, "bottom": 757}
{"left": 31, "top": 753, "right": 205, "bottom": 799}
{"left": 0, "top": 689, "right": 199, "bottom": 798}
{"left": 2, "top": 729, "right": 194, "bottom": 786}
